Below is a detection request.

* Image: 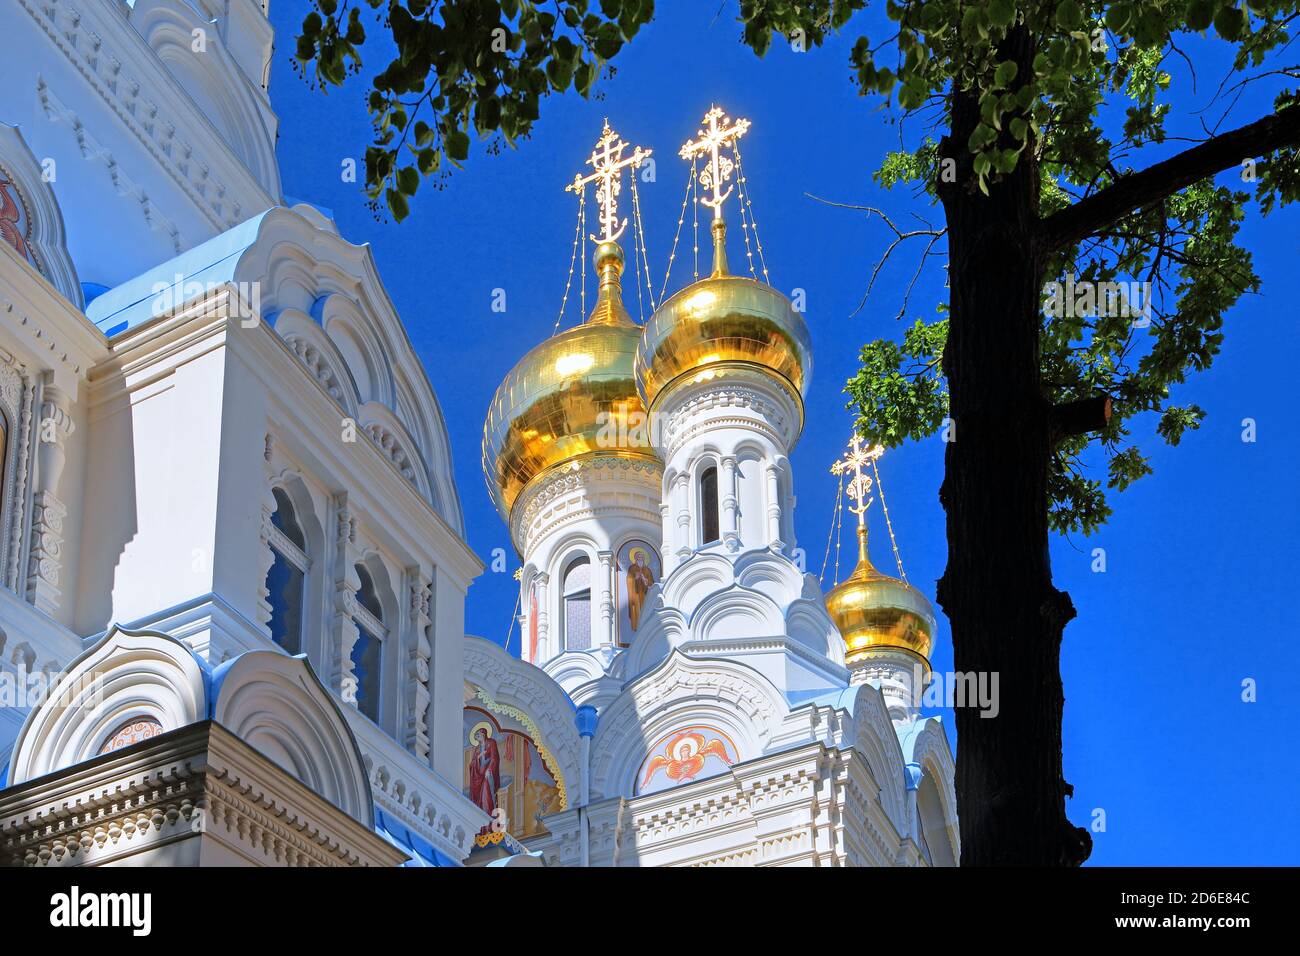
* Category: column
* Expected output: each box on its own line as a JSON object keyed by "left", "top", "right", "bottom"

{"left": 720, "top": 454, "right": 740, "bottom": 552}
{"left": 674, "top": 471, "right": 692, "bottom": 562}
{"left": 534, "top": 571, "right": 551, "bottom": 661}
{"left": 765, "top": 462, "right": 783, "bottom": 550}
{"left": 26, "top": 383, "right": 74, "bottom": 615}
{"left": 597, "top": 550, "right": 615, "bottom": 648}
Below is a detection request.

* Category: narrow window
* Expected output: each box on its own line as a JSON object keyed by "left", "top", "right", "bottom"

{"left": 700, "top": 465, "right": 720, "bottom": 544}
{"left": 562, "top": 556, "right": 592, "bottom": 651}
{"left": 351, "top": 563, "right": 385, "bottom": 722}
{"left": 266, "top": 488, "right": 307, "bottom": 655}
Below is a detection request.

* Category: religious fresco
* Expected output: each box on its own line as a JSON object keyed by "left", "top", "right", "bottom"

{"left": 636, "top": 726, "right": 738, "bottom": 796}
{"left": 617, "top": 539, "right": 660, "bottom": 646}
{"left": 0, "top": 168, "right": 35, "bottom": 268}
{"left": 463, "top": 690, "right": 563, "bottom": 849}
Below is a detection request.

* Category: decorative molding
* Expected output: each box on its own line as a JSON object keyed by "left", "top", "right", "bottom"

{"left": 20, "top": 0, "right": 259, "bottom": 233}
{"left": 0, "top": 722, "right": 402, "bottom": 868}
{"left": 285, "top": 334, "right": 349, "bottom": 407}
{"left": 404, "top": 571, "right": 433, "bottom": 760}
{"left": 0, "top": 352, "right": 35, "bottom": 593}
{"left": 363, "top": 421, "right": 418, "bottom": 486}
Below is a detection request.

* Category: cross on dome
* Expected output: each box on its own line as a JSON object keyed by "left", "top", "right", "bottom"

{"left": 831, "top": 433, "right": 885, "bottom": 532}
{"left": 678, "top": 106, "right": 751, "bottom": 220}
{"left": 565, "top": 119, "right": 653, "bottom": 244}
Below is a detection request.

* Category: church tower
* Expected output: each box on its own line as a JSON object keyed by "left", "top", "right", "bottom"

{"left": 628, "top": 108, "right": 845, "bottom": 696}
{"left": 824, "top": 436, "right": 937, "bottom": 722}
{"left": 482, "top": 124, "right": 661, "bottom": 679}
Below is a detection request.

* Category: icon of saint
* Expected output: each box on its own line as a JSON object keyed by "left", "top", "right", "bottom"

{"left": 626, "top": 547, "right": 655, "bottom": 631}
{"left": 468, "top": 725, "right": 501, "bottom": 833}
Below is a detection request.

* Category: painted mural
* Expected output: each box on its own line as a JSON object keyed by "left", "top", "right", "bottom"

{"left": 636, "top": 726, "right": 739, "bottom": 796}
{"left": 463, "top": 693, "right": 563, "bottom": 849}
{"left": 617, "top": 539, "right": 660, "bottom": 646}
{"left": 0, "top": 168, "right": 35, "bottom": 268}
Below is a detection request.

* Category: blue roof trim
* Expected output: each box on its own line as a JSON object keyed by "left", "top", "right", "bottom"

{"left": 84, "top": 209, "right": 276, "bottom": 336}
{"left": 374, "top": 808, "right": 458, "bottom": 867}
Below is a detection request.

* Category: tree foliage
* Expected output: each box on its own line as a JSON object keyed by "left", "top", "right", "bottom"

{"left": 768, "top": 0, "right": 1298, "bottom": 534}
{"left": 294, "top": 0, "right": 655, "bottom": 220}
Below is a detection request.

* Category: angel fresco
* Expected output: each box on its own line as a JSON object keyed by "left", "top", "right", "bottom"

{"left": 639, "top": 728, "right": 737, "bottom": 793}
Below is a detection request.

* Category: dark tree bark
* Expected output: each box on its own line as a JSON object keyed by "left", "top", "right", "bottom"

{"left": 935, "top": 25, "right": 1092, "bottom": 867}
{"left": 933, "top": 26, "right": 1300, "bottom": 865}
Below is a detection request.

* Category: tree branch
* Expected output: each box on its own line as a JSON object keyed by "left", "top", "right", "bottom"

{"left": 1041, "top": 105, "right": 1300, "bottom": 250}
{"left": 1050, "top": 395, "right": 1113, "bottom": 442}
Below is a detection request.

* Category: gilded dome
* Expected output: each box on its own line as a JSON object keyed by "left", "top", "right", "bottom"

{"left": 483, "top": 242, "right": 657, "bottom": 521}
{"left": 825, "top": 527, "right": 936, "bottom": 663}
{"left": 635, "top": 220, "right": 812, "bottom": 413}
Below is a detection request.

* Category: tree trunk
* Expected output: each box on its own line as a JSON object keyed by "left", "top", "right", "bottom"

{"left": 935, "top": 28, "right": 1092, "bottom": 867}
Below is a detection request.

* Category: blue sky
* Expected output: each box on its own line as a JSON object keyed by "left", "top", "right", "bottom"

{"left": 267, "top": 3, "right": 1298, "bottom": 865}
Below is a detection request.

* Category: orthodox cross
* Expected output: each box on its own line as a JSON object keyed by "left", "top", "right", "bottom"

{"left": 678, "top": 105, "right": 751, "bottom": 218}
{"left": 566, "top": 120, "right": 652, "bottom": 244}
{"left": 831, "top": 434, "right": 885, "bottom": 531}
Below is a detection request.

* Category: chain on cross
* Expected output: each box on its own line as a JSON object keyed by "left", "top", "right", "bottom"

{"left": 566, "top": 119, "right": 653, "bottom": 244}
{"left": 678, "top": 105, "right": 751, "bottom": 219}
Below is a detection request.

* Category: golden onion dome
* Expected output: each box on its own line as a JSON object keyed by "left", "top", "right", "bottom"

{"left": 825, "top": 527, "right": 936, "bottom": 664}
{"left": 635, "top": 219, "right": 812, "bottom": 414}
{"left": 483, "top": 241, "right": 658, "bottom": 522}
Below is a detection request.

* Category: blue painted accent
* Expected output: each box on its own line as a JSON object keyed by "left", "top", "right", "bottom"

{"left": 80, "top": 281, "right": 111, "bottom": 309}
{"left": 574, "top": 704, "right": 598, "bottom": 738}
{"left": 374, "top": 808, "right": 458, "bottom": 866}
{"left": 904, "top": 761, "right": 923, "bottom": 791}
{"left": 84, "top": 209, "right": 276, "bottom": 336}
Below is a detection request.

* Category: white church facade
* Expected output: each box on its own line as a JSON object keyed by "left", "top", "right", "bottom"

{"left": 0, "top": 0, "right": 957, "bottom": 867}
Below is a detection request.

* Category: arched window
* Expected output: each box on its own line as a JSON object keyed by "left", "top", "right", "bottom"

{"left": 266, "top": 487, "right": 308, "bottom": 654}
{"left": 98, "top": 717, "right": 164, "bottom": 755}
{"left": 562, "top": 555, "right": 592, "bottom": 651}
{"left": 350, "top": 563, "right": 386, "bottom": 722}
{"left": 699, "top": 465, "right": 720, "bottom": 544}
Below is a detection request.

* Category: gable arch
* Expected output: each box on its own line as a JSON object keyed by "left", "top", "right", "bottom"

{"left": 211, "top": 650, "right": 373, "bottom": 825}
{"left": 131, "top": 1, "right": 281, "bottom": 196}
{"left": 0, "top": 124, "right": 81, "bottom": 307}
{"left": 589, "top": 652, "right": 787, "bottom": 800}
{"left": 840, "top": 683, "right": 911, "bottom": 834}
{"left": 229, "top": 206, "right": 464, "bottom": 533}
{"left": 6, "top": 625, "right": 208, "bottom": 786}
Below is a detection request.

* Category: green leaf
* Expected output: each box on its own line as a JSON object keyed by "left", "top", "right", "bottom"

{"left": 385, "top": 187, "right": 409, "bottom": 222}
{"left": 1056, "top": 0, "right": 1083, "bottom": 32}
{"left": 446, "top": 128, "right": 470, "bottom": 161}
